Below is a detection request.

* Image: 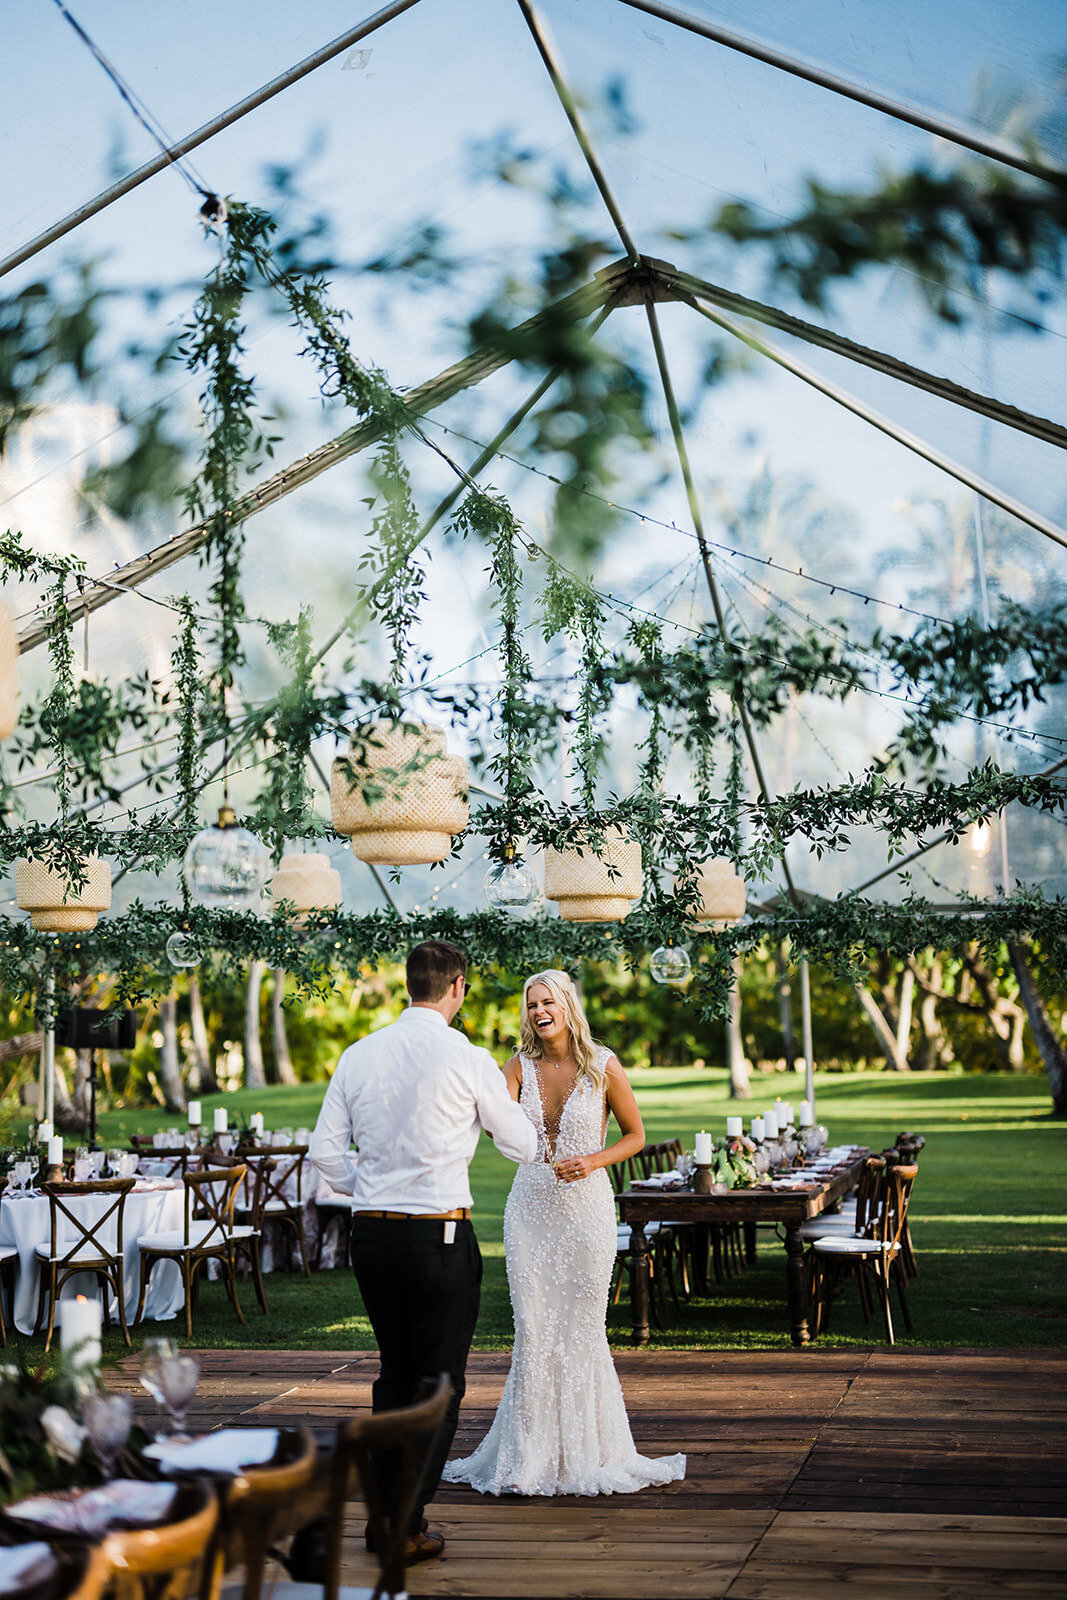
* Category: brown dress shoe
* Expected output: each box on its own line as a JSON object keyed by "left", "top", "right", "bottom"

{"left": 403, "top": 1529, "right": 446, "bottom": 1563}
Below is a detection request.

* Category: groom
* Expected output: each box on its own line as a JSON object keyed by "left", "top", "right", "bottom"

{"left": 309, "top": 939, "right": 537, "bottom": 1562}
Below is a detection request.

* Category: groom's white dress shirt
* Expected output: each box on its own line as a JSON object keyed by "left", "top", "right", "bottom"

{"left": 309, "top": 1005, "right": 537, "bottom": 1213}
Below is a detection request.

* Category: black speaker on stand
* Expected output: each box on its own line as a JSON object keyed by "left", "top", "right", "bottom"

{"left": 55, "top": 1008, "right": 138, "bottom": 1152}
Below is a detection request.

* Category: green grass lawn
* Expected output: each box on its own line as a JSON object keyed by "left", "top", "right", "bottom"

{"left": 11, "top": 1069, "right": 1066, "bottom": 1357}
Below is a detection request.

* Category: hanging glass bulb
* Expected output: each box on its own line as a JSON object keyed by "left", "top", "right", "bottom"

{"left": 484, "top": 851, "right": 538, "bottom": 912}
{"left": 650, "top": 944, "right": 691, "bottom": 985}
{"left": 182, "top": 805, "right": 270, "bottom": 911}
{"left": 165, "top": 928, "right": 201, "bottom": 969}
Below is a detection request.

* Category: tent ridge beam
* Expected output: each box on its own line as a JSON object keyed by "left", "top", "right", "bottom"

{"left": 594, "top": 256, "right": 1067, "bottom": 452}
{"left": 612, "top": 0, "right": 1067, "bottom": 190}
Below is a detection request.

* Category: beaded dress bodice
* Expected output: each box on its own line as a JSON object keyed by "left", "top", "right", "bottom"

{"left": 442, "top": 1045, "right": 686, "bottom": 1498}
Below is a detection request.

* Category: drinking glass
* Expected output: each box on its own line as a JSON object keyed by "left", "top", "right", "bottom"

{"left": 83, "top": 1389, "right": 133, "bottom": 1478}
{"left": 14, "top": 1159, "right": 33, "bottom": 1191}
{"left": 73, "top": 1157, "right": 93, "bottom": 1181}
{"left": 139, "top": 1336, "right": 177, "bottom": 1419}
{"left": 157, "top": 1352, "right": 200, "bottom": 1441}
{"left": 107, "top": 1149, "right": 125, "bottom": 1176}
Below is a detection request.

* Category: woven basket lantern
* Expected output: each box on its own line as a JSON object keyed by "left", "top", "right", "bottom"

{"left": 268, "top": 852, "right": 342, "bottom": 922}
{"left": 544, "top": 828, "right": 643, "bottom": 923}
{"left": 0, "top": 600, "right": 18, "bottom": 741}
{"left": 330, "top": 721, "right": 469, "bottom": 865}
{"left": 683, "top": 857, "right": 747, "bottom": 927}
{"left": 16, "top": 855, "right": 111, "bottom": 932}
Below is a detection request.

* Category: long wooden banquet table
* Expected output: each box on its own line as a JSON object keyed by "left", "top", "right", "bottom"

{"left": 617, "top": 1147, "right": 868, "bottom": 1347}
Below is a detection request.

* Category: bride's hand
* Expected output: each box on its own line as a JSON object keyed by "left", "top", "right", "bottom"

{"left": 555, "top": 1153, "right": 597, "bottom": 1182}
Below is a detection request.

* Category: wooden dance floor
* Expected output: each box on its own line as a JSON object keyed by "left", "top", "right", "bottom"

{"left": 115, "top": 1347, "right": 1067, "bottom": 1598}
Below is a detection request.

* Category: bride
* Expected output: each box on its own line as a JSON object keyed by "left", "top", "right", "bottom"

{"left": 443, "top": 969, "right": 686, "bottom": 1496}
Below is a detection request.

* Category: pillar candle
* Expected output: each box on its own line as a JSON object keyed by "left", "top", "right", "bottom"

{"left": 59, "top": 1294, "right": 102, "bottom": 1372}
{"left": 726, "top": 1116, "right": 743, "bottom": 1138}
{"left": 48, "top": 1135, "right": 64, "bottom": 1166}
{"left": 694, "top": 1130, "right": 713, "bottom": 1164}
{"left": 213, "top": 1107, "right": 228, "bottom": 1133}
{"left": 187, "top": 1101, "right": 202, "bottom": 1127}
{"left": 250, "top": 1112, "right": 264, "bottom": 1136}
{"left": 37, "top": 1120, "right": 53, "bottom": 1144}
{"left": 751, "top": 1117, "right": 765, "bottom": 1141}
{"left": 799, "top": 1100, "right": 814, "bottom": 1126}
{"left": 763, "top": 1109, "right": 779, "bottom": 1138}
{"left": 779, "top": 1102, "right": 794, "bottom": 1126}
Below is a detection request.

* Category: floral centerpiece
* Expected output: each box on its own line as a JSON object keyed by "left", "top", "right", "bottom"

{"left": 0, "top": 1354, "right": 147, "bottom": 1506}
{"left": 709, "top": 1136, "right": 759, "bottom": 1190}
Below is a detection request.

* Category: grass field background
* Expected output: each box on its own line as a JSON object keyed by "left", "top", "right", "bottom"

{"left": 11, "top": 1068, "right": 1065, "bottom": 1357}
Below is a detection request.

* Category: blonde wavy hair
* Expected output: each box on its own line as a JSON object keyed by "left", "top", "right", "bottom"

{"left": 518, "top": 969, "right": 607, "bottom": 1094}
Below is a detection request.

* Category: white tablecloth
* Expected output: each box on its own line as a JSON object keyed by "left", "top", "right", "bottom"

{"left": 0, "top": 1182, "right": 186, "bottom": 1334}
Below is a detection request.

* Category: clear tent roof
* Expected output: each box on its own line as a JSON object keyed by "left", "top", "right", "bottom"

{"left": 2, "top": 0, "right": 1065, "bottom": 920}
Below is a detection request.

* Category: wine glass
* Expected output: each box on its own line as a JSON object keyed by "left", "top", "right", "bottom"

{"left": 14, "top": 1158, "right": 33, "bottom": 1192}
{"left": 139, "top": 1336, "right": 177, "bottom": 1420}
{"left": 157, "top": 1351, "right": 200, "bottom": 1441}
{"left": 83, "top": 1389, "right": 133, "bottom": 1478}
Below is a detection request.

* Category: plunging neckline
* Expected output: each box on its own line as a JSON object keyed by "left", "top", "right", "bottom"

{"left": 528, "top": 1055, "right": 582, "bottom": 1162}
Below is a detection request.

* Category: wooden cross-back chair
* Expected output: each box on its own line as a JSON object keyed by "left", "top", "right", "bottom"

{"left": 204, "top": 1153, "right": 272, "bottom": 1315}
{"left": 810, "top": 1162, "right": 919, "bottom": 1345}
{"left": 34, "top": 1177, "right": 136, "bottom": 1350}
{"left": 101, "top": 1478, "right": 220, "bottom": 1600}
{"left": 236, "top": 1147, "right": 311, "bottom": 1276}
{"left": 127, "top": 1138, "right": 193, "bottom": 1180}
{"left": 134, "top": 1165, "right": 253, "bottom": 1338}
{"left": 227, "top": 1378, "right": 452, "bottom": 1600}
{"left": 145, "top": 1425, "right": 319, "bottom": 1600}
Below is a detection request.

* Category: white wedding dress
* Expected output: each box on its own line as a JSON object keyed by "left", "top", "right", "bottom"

{"left": 442, "top": 1047, "right": 686, "bottom": 1496}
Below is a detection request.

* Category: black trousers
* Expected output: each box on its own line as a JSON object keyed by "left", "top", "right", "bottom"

{"left": 349, "top": 1215, "right": 482, "bottom": 1533}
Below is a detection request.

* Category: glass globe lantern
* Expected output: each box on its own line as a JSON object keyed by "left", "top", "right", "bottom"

{"left": 650, "top": 944, "right": 691, "bottom": 985}
{"left": 182, "top": 805, "right": 270, "bottom": 911}
{"left": 484, "top": 848, "right": 538, "bottom": 913}
{"left": 165, "top": 928, "right": 201, "bottom": 969}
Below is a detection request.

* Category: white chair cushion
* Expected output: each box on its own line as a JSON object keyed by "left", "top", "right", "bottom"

{"left": 797, "top": 1216, "right": 863, "bottom": 1239}
{"left": 262, "top": 1199, "right": 297, "bottom": 1213}
{"left": 0, "top": 1245, "right": 17, "bottom": 1261}
{"left": 138, "top": 1219, "right": 245, "bottom": 1251}
{"left": 35, "top": 1241, "right": 114, "bottom": 1264}
{"left": 812, "top": 1234, "right": 895, "bottom": 1254}
{"left": 616, "top": 1222, "right": 661, "bottom": 1246}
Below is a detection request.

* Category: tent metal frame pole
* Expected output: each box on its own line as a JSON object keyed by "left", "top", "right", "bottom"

{"left": 0, "top": 0, "right": 427, "bottom": 282}
{"left": 666, "top": 264, "right": 1067, "bottom": 453}
{"left": 686, "top": 294, "right": 1067, "bottom": 554}
{"left": 611, "top": 0, "right": 1067, "bottom": 189}
{"left": 43, "top": 966, "right": 56, "bottom": 1128}
{"left": 642, "top": 292, "right": 802, "bottom": 907}
{"left": 514, "top": 0, "right": 640, "bottom": 262}
{"left": 800, "top": 957, "right": 815, "bottom": 1113}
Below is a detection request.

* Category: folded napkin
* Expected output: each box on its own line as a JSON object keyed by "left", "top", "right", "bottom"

{"left": 6, "top": 1481, "right": 176, "bottom": 1538}
{"left": 133, "top": 1178, "right": 183, "bottom": 1193}
{"left": 145, "top": 1427, "right": 280, "bottom": 1473}
{"left": 0, "top": 1542, "right": 56, "bottom": 1598}
{"left": 631, "top": 1172, "right": 683, "bottom": 1189}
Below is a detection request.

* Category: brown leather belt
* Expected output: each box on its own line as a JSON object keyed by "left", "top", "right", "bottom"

{"left": 354, "top": 1207, "right": 471, "bottom": 1221}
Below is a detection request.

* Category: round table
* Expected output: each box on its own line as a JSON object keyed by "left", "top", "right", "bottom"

{"left": 0, "top": 1180, "right": 186, "bottom": 1334}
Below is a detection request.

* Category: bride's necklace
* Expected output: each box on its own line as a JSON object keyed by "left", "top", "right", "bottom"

{"left": 537, "top": 1054, "right": 580, "bottom": 1167}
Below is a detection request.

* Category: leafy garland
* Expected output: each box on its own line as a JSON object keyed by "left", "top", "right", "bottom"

{"left": 2, "top": 885, "right": 1063, "bottom": 1026}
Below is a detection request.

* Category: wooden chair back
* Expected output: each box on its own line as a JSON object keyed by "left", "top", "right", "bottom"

{"left": 42, "top": 1177, "right": 135, "bottom": 1267}
{"left": 128, "top": 1140, "right": 191, "bottom": 1179}
{"left": 255, "top": 1146, "right": 307, "bottom": 1209}
{"left": 209, "top": 1427, "right": 318, "bottom": 1600}
{"left": 874, "top": 1163, "right": 918, "bottom": 1257}
{"left": 183, "top": 1166, "right": 246, "bottom": 1250}
{"left": 853, "top": 1156, "right": 887, "bottom": 1236}
{"left": 206, "top": 1154, "right": 274, "bottom": 1226}
{"left": 100, "top": 1479, "right": 219, "bottom": 1600}
{"left": 325, "top": 1375, "right": 452, "bottom": 1600}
